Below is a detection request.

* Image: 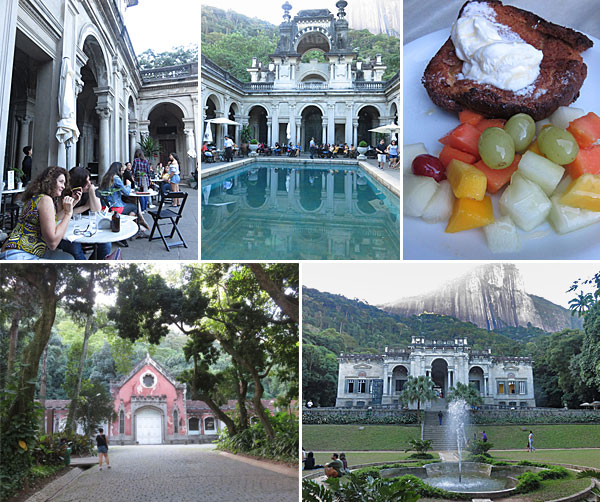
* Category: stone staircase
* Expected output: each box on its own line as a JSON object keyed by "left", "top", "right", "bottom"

{"left": 422, "top": 409, "right": 457, "bottom": 451}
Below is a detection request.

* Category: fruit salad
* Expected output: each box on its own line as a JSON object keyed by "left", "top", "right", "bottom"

{"left": 404, "top": 107, "right": 600, "bottom": 253}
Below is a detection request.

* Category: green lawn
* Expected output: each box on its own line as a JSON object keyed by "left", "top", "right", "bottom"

{"left": 303, "top": 425, "right": 420, "bottom": 451}
{"left": 303, "top": 424, "right": 600, "bottom": 451}
{"left": 467, "top": 425, "right": 600, "bottom": 449}
{"left": 493, "top": 449, "right": 600, "bottom": 469}
{"left": 309, "top": 451, "right": 439, "bottom": 467}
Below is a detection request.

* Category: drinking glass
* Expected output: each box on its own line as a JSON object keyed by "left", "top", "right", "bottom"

{"left": 89, "top": 211, "right": 98, "bottom": 233}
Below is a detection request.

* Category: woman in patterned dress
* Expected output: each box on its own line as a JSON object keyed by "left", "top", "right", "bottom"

{"left": 0, "top": 166, "right": 78, "bottom": 260}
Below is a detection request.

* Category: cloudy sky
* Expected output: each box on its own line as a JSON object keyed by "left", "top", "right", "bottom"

{"left": 302, "top": 262, "right": 600, "bottom": 309}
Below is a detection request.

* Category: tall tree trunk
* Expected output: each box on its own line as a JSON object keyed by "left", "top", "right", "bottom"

{"left": 247, "top": 264, "right": 299, "bottom": 323}
{"left": 235, "top": 370, "right": 249, "bottom": 431}
{"left": 39, "top": 344, "right": 49, "bottom": 432}
{"left": 6, "top": 310, "right": 21, "bottom": 378}
{"left": 6, "top": 268, "right": 59, "bottom": 426}
{"left": 66, "top": 312, "right": 95, "bottom": 433}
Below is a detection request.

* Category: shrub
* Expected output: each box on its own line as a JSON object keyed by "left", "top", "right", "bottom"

{"left": 538, "top": 466, "right": 569, "bottom": 480}
{"left": 395, "top": 474, "right": 470, "bottom": 500}
{"left": 577, "top": 469, "right": 600, "bottom": 479}
{"left": 249, "top": 139, "right": 258, "bottom": 144}
{"left": 470, "top": 411, "right": 600, "bottom": 425}
{"left": 407, "top": 453, "right": 434, "bottom": 459}
{"left": 516, "top": 471, "right": 541, "bottom": 493}
{"left": 468, "top": 440, "right": 493, "bottom": 456}
{"left": 405, "top": 439, "right": 432, "bottom": 455}
{"left": 32, "top": 435, "right": 67, "bottom": 466}
{"left": 302, "top": 410, "right": 418, "bottom": 425}
{"left": 358, "top": 141, "right": 368, "bottom": 148}
{"left": 466, "top": 454, "right": 509, "bottom": 465}
{"left": 326, "top": 472, "right": 420, "bottom": 502}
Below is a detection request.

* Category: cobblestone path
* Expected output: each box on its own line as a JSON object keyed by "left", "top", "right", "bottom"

{"left": 50, "top": 445, "right": 298, "bottom": 502}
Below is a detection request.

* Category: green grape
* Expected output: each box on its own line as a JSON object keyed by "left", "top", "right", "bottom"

{"left": 537, "top": 126, "right": 579, "bottom": 165}
{"left": 504, "top": 113, "right": 535, "bottom": 152}
{"left": 478, "top": 127, "right": 515, "bottom": 169}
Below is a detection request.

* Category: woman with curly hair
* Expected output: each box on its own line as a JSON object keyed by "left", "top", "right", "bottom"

{"left": 167, "top": 152, "right": 181, "bottom": 206}
{"left": 0, "top": 166, "right": 78, "bottom": 260}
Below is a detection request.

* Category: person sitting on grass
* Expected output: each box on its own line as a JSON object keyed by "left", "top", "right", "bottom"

{"left": 339, "top": 452, "right": 350, "bottom": 473}
{"left": 324, "top": 453, "right": 345, "bottom": 478}
{"left": 303, "top": 451, "right": 324, "bottom": 470}
{"left": 96, "top": 427, "right": 110, "bottom": 470}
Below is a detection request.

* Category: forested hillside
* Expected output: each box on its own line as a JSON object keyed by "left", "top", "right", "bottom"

{"left": 201, "top": 6, "right": 400, "bottom": 82}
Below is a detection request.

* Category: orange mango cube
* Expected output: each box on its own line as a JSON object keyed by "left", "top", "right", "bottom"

{"left": 446, "top": 159, "right": 487, "bottom": 200}
{"left": 445, "top": 196, "right": 494, "bottom": 233}
{"left": 559, "top": 174, "right": 600, "bottom": 212}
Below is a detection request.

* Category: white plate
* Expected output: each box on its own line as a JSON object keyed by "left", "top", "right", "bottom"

{"left": 403, "top": 29, "right": 600, "bottom": 260}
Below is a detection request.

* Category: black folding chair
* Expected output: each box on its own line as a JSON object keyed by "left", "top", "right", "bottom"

{"left": 147, "top": 191, "right": 188, "bottom": 251}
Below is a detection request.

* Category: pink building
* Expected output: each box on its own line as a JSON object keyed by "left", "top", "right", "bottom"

{"left": 43, "top": 354, "right": 278, "bottom": 444}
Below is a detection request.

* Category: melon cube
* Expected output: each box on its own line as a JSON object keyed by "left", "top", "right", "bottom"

{"left": 499, "top": 172, "right": 551, "bottom": 231}
{"left": 549, "top": 194, "right": 600, "bottom": 234}
{"left": 535, "top": 118, "right": 551, "bottom": 137}
{"left": 559, "top": 174, "right": 600, "bottom": 212}
{"left": 517, "top": 151, "right": 565, "bottom": 196}
{"left": 404, "top": 143, "right": 429, "bottom": 174}
{"left": 422, "top": 180, "right": 454, "bottom": 223}
{"left": 553, "top": 175, "right": 573, "bottom": 196}
{"left": 445, "top": 196, "right": 494, "bottom": 233}
{"left": 550, "top": 106, "right": 585, "bottom": 130}
{"left": 484, "top": 215, "right": 521, "bottom": 253}
{"left": 446, "top": 159, "right": 487, "bottom": 200}
{"left": 404, "top": 174, "right": 439, "bottom": 217}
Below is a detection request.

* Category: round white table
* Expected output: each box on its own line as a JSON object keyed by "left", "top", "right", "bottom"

{"left": 123, "top": 189, "right": 158, "bottom": 233}
{"left": 64, "top": 214, "right": 138, "bottom": 257}
{"left": 1, "top": 187, "right": 25, "bottom": 230}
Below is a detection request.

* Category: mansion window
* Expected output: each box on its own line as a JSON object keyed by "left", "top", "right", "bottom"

{"left": 346, "top": 379, "right": 355, "bottom": 393}
{"left": 508, "top": 381, "right": 516, "bottom": 394}
{"left": 395, "top": 380, "right": 405, "bottom": 392}
{"left": 119, "top": 410, "right": 125, "bottom": 434}
{"left": 205, "top": 417, "right": 215, "bottom": 431}
{"left": 518, "top": 381, "right": 527, "bottom": 394}
{"left": 497, "top": 382, "right": 505, "bottom": 394}
{"left": 357, "top": 379, "right": 366, "bottom": 393}
{"left": 174, "top": 409, "right": 179, "bottom": 434}
{"left": 142, "top": 373, "right": 155, "bottom": 388}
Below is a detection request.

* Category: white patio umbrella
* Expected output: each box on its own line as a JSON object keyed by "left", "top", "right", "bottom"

{"left": 286, "top": 122, "right": 291, "bottom": 141}
{"left": 369, "top": 123, "right": 401, "bottom": 133}
{"left": 591, "top": 401, "right": 600, "bottom": 409}
{"left": 56, "top": 57, "right": 80, "bottom": 168}
{"left": 203, "top": 122, "right": 213, "bottom": 143}
{"left": 207, "top": 117, "right": 241, "bottom": 126}
{"left": 580, "top": 402, "right": 591, "bottom": 407}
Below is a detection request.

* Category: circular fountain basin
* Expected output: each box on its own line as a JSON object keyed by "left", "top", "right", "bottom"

{"left": 380, "top": 462, "right": 519, "bottom": 499}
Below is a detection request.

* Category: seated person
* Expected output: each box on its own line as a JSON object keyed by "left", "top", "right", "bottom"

{"left": 273, "top": 142, "right": 281, "bottom": 155}
{"left": 340, "top": 452, "right": 349, "bottom": 474}
{"left": 348, "top": 144, "right": 357, "bottom": 158}
{"left": 303, "top": 451, "right": 323, "bottom": 471}
{"left": 58, "top": 167, "right": 111, "bottom": 260}
{"left": 159, "top": 164, "right": 171, "bottom": 197}
{"left": 202, "top": 142, "right": 214, "bottom": 163}
{"left": 343, "top": 144, "right": 349, "bottom": 157}
{"left": 0, "top": 166, "right": 77, "bottom": 260}
{"left": 99, "top": 161, "right": 150, "bottom": 233}
{"left": 324, "top": 453, "right": 345, "bottom": 478}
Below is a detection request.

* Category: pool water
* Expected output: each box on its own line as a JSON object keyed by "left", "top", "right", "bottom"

{"left": 201, "top": 162, "right": 400, "bottom": 259}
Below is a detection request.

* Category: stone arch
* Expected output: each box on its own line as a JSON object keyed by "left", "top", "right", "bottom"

{"left": 391, "top": 364, "right": 409, "bottom": 394}
{"left": 356, "top": 105, "right": 381, "bottom": 146}
{"left": 298, "top": 103, "right": 325, "bottom": 117}
{"left": 389, "top": 102, "right": 398, "bottom": 124}
{"left": 188, "top": 417, "right": 200, "bottom": 434}
{"left": 469, "top": 366, "right": 485, "bottom": 395}
{"left": 300, "top": 105, "right": 323, "bottom": 151}
{"left": 134, "top": 405, "right": 165, "bottom": 445}
{"left": 299, "top": 69, "right": 329, "bottom": 82}
{"left": 204, "top": 416, "right": 216, "bottom": 432}
{"left": 431, "top": 358, "right": 449, "bottom": 398}
{"left": 294, "top": 27, "right": 333, "bottom": 55}
{"left": 77, "top": 27, "right": 110, "bottom": 87}
{"left": 247, "top": 105, "right": 269, "bottom": 143}
{"left": 147, "top": 102, "right": 186, "bottom": 166}
{"left": 204, "top": 92, "right": 223, "bottom": 116}
{"left": 299, "top": 171, "right": 324, "bottom": 212}
{"left": 127, "top": 95, "right": 136, "bottom": 120}
{"left": 146, "top": 98, "right": 189, "bottom": 122}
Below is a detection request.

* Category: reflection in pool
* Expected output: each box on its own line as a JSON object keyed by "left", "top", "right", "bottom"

{"left": 201, "top": 163, "right": 400, "bottom": 260}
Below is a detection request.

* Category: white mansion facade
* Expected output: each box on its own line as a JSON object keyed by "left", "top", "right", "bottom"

{"left": 201, "top": 1, "right": 399, "bottom": 154}
{"left": 336, "top": 337, "right": 536, "bottom": 409}
{"left": 1, "top": 0, "right": 198, "bottom": 184}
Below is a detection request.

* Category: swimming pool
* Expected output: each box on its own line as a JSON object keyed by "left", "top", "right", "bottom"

{"left": 201, "top": 160, "right": 400, "bottom": 260}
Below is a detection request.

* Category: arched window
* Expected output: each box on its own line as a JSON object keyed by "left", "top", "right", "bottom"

{"left": 204, "top": 417, "right": 215, "bottom": 431}
{"left": 189, "top": 417, "right": 199, "bottom": 431}
{"left": 119, "top": 410, "right": 125, "bottom": 434}
{"left": 173, "top": 409, "right": 179, "bottom": 434}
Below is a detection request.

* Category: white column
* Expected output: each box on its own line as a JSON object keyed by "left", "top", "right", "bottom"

{"left": 353, "top": 119, "right": 358, "bottom": 146}
{"left": 184, "top": 127, "right": 195, "bottom": 176}
{"left": 321, "top": 120, "right": 327, "bottom": 145}
{"left": 327, "top": 103, "right": 335, "bottom": 144}
{"left": 345, "top": 103, "right": 353, "bottom": 145}
{"left": 0, "top": 0, "right": 18, "bottom": 182}
{"left": 288, "top": 104, "right": 296, "bottom": 144}
{"left": 129, "top": 129, "right": 137, "bottom": 163}
{"left": 96, "top": 106, "right": 111, "bottom": 179}
{"left": 272, "top": 103, "right": 279, "bottom": 145}
{"left": 295, "top": 118, "right": 301, "bottom": 149}
{"left": 267, "top": 117, "right": 272, "bottom": 146}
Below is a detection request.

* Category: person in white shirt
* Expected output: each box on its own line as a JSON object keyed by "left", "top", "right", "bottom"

{"left": 224, "top": 136, "right": 234, "bottom": 162}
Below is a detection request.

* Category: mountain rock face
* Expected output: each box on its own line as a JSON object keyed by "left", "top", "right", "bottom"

{"left": 381, "top": 264, "right": 578, "bottom": 332}
{"left": 348, "top": 0, "right": 400, "bottom": 37}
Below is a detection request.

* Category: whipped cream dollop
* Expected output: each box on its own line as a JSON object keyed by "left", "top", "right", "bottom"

{"left": 451, "top": 2, "right": 543, "bottom": 92}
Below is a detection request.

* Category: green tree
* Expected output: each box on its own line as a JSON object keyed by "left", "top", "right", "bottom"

{"left": 302, "top": 344, "right": 338, "bottom": 407}
{"left": 74, "top": 380, "right": 115, "bottom": 435}
{"left": 137, "top": 45, "right": 198, "bottom": 69}
{"left": 399, "top": 376, "right": 437, "bottom": 417}
{"left": 568, "top": 291, "right": 594, "bottom": 317}
{"left": 447, "top": 382, "right": 483, "bottom": 407}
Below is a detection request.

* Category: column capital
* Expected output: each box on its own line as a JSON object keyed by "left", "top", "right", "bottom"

{"left": 328, "top": 102, "right": 335, "bottom": 110}
{"left": 16, "top": 115, "right": 33, "bottom": 125}
{"left": 184, "top": 128, "right": 195, "bottom": 137}
{"left": 96, "top": 106, "right": 111, "bottom": 120}
{"left": 129, "top": 129, "right": 137, "bottom": 137}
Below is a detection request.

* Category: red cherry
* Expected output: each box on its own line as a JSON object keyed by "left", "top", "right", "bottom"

{"left": 412, "top": 154, "right": 446, "bottom": 182}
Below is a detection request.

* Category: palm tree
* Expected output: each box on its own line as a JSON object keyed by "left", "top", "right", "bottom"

{"left": 447, "top": 382, "right": 483, "bottom": 407}
{"left": 399, "top": 375, "right": 437, "bottom": 417}
{"left": 569, "top": 291, "right": 595, "bottom": 318}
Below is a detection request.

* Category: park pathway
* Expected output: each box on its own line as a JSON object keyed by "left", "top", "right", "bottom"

{"left": 48, "top": 445, "right": 298, "bottom": 502}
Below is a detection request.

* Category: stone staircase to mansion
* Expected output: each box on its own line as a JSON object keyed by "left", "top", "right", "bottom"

{"left": 422, "top": 402, "right": 458, "bottom": 451}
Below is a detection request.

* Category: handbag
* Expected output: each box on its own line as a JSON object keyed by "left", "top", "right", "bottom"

{"left": 105, "top": 247, "right": 122, "bottom": 260}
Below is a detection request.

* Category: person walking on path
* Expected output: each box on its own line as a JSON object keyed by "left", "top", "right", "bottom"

{"left": 309, "top": 137, "right": 316, "bottom": 159}
{"left": 482, "top": 431, "right": 487, "bottom": 442}
{"left": 167, "top": 152, "right": 181, "bottom": 206}
{"left": 528, "top": 431, "right": 535, "bottom": 452}
{"left": 224, "top": 135, "right": 234, "bottom": 162}
{"left": 376, "top": 138, "right": 387, "bottom": 169}
{"left": 438, "top": 411, "right": 443, "bottom": 425}
{"left": 96, "top": 428, "right": 111, "bottom": 470}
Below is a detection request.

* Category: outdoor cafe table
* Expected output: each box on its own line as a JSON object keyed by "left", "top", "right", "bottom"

{"left": 1, "top": 187, "right": 25, "bottom": 230}
{"left": 125, "top": 189, "right": 158, "bottom": 234}
{"left": 64, "top": 214, "right": 138, "bottom": 258}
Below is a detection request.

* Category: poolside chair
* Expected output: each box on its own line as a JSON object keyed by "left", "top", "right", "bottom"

{"left": 147, "top": 191, "right": 188, "bottom": 251}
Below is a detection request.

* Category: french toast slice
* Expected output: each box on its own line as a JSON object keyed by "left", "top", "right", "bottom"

{"left": 422, "top": 0, "right": 594, "bottom": 121}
